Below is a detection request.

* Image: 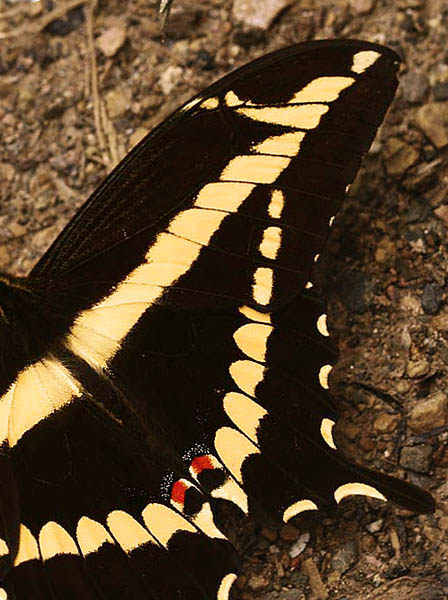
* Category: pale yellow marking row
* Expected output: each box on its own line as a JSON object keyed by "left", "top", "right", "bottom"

{"left": 2, "top": 358, "right": 83, "bottom": 448}
{"left": 13, "top": 481, "right": 385, "bottom": 568}
{"left": 65, "top": 73, "right": 358, "bottom": 373}
{"left": 67, "top": 180, "right": 257, "bottom": 372}
{"left": 13, "top": 514, "right": 237, "bottom": 600}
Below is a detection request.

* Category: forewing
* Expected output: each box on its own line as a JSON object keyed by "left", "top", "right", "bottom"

{"left": 31, "top": 40, "right": 400, "bottom": 315}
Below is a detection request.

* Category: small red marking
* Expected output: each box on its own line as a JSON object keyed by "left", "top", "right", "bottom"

{"left": 171, "top": 480, "right": 188, "bottom": 505}
{"left": 191, "top": 455, "right": 214, "bottom": 475}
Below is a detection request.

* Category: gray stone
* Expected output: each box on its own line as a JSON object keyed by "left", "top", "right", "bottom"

{"left": 416, "top": 103, "right": 448, "bottom": 148}
{"left": 400, "top": 71, "right": 429, "bottom": 104}
{"left": 409, "top": 393, "right": 448, "bottom": 433}
{"left": 421, "top": 282, "right": 443, "bottom": 315}
{"left": 433, "top": 82, "right": 448, "bottom": 101}
{"left": 331, "top": 541, "right": 358, "bottom": 575}
{"left": 399, "top": 444, "right": 433, "bottom": 473}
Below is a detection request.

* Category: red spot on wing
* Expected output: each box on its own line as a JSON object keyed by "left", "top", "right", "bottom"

{"left": 171, "top": 480, "right": 188, "bottom": 505}
{"left": 191, "top": 455, "right": 214, "bottom": 475}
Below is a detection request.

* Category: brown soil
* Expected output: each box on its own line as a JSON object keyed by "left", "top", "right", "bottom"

{"left": 0, "top": 1, "right": 447, "bottom": 598}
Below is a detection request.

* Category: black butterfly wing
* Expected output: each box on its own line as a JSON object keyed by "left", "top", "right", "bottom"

{"left": 0, "top": 40, "right": 435, "bottom": 600}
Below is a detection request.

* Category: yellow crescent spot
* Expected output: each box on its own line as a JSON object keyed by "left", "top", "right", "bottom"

{"left": 319, "top": 364, "right": 332, "bottom": 389}
{"left": 334, "top": 483, "right": 387, "bottom": 504}
{"left": 316, "top": 314, "right": 329, "bottom": 336}
{"left": 217, "top": 573, "right": 238, "bottom": 600}
{"left": 283, "top": 499, "right": 318, "bottom": 522}
{"left": 320, "top": 418, "right": 337, "bottom": 450}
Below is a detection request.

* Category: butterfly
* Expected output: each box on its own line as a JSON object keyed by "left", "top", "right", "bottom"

{"left": 0, "top": 39, "right": 435, "bottom": 599}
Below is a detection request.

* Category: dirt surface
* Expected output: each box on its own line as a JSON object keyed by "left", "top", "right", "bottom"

{"left": 0, "top": 0, "right": 447, "bottom": 598}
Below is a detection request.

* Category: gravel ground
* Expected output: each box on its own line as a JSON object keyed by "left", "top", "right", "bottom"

{"left": 0, "top": 1, "right": 447, "bottom": 598}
